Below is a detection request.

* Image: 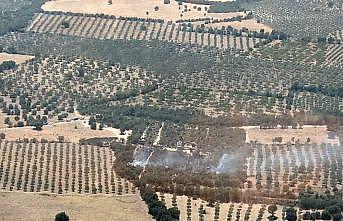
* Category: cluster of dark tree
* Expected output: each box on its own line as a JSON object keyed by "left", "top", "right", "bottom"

{"left": 55, "top": 212, "right": 69, "bottom": 221}
{"left": 107, "top": 142, "right": 180, "bottom": 221}
{"left": 201, "top": 25, "right": 287, "bottom": 41}
{"left": 0, "top": 60, "right": 16, "bottom": 72}
{"left": 108, "top": 141, "right": 248, "bottom": 204}
{"left": 140, "top": 166, "right": 250, "bottom": 204}
{"left": 61, "top": 21, "right": 70, "bottom": 29}
{"left": 79, "top": 101, "right": 197, "bottom": 136}
{"left": 0, "top": 0, "right": 45, "bottom": 35}
{"left": 110, "top": 84, "right": 158, "bottom": 102}
{"left": 79, "top": 102, "right": 198, "bottom": 144}
{"left": 177, "top": 13, "right": 252, "bottom": 23}
{"left": 290, "top": 82, "right": 343, "bottom": 98}
{"left": 8, "top": 33, "right": 216, "bottom": 77}
{"left": 41, "top": 11, "right": 165, "bottom": 23}
{"left": 207, "top": 0, "right": 262, "bottom": 13}
{"left": 176, "top": 0, "right": 213, "bottom": 5}
{"left": 300, "top": 36, "right": 342, "bottom": 44}
{"left": 110, "top": 143, "right": 142, "bottom": 184}
{"left": 140, "top": 184, "right": 180, "bottom": 221}
{"left": 80, "top": 104, "right": 197, "bottom": 125}
{"left": 299, "top": 191, "right": 343, "bottom": 221}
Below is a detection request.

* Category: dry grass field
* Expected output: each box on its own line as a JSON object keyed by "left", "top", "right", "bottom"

{"left": 193, "top": 19, "right": 272, "bottom": 32}
{"left": 0, "top": 53, "right": 34, "bottom": 64}
{"left": 242, "top": 125, "right": 336, "bottom": 144}
{"left": 42, "top": 0, "right": 235, "bottom": 21}
{"left": 0, "top": 191, "right": 152, "bottom": 221}
{"left": 0, "top": 121, "right": 131, "bottom": 143}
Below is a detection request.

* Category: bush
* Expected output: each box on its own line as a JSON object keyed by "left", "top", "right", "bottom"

{"left": 55, "top": 212, "right": 69, "bottom": 221}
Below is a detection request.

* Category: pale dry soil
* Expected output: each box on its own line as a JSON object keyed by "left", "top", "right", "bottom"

{"left": 0, "top": 120, "right": 131, "bottom": 143}
{"left": 42, "top": 0, "right": 238, "bottom": 21}
{"left": 200, "top": 19, "right": 273, "bottom": 32}
{"left": 0, "top": 53, "right": 34, "bottom": 64}
{"left": 243, "top": 125, "right": 338, "bottom": 144}
{"left": 0, "top": 191, "right": 152, "bottom": 221}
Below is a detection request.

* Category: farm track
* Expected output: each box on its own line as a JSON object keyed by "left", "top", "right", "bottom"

{"left": 26, "top": 12, "right": 264, "bottom": 51}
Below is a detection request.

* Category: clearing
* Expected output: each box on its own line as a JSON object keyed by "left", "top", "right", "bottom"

{"left": 243, "top": 125, "right": 339, "bottom": 144}
{"left": 0, "top": 191, "right": 152, "bottom": 221}
{"left": 0, "top": 52, "right": 34, "bottom": 64}
{"left": 42, "top": 0, "right": 240, "bottom": 21}
{"left": 0, "top": 120, "right": 131, "bottom": 143}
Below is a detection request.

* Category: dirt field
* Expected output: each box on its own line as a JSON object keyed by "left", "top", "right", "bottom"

{"left": 42, "top": 0, "right": 239, "bottom": 21}
{"left": 0, "top": 53, "right": 34, "bottom": 64}
{"left": 243, "top": 125, "right": 338, "bottom": 144}
{"left": 0, "top": 191, "right": 152, "bottom": 221}
{"left": 0, "top": 120, "right": 131, "bottom": 143}
{"left": 200, "top": 19, "right": 273, "bottom": 32}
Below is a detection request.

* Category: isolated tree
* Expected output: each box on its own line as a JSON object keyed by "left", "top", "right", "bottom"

{"left": 268, "top": 205, "right": 278, "bottom": 220}
{"left": 321, "top": 210, "right": 331, "bottom": 220}
{"left": 33, "top": 120, "right": 43, "bottom": 131}
{"left": 4, "top": 117, "right": 10, "bottom": 125}
{"left": 55, "top": 212, "right": 69, "bottom": 221}
{"left": 333, "top": 213, "right": 342, "bottom": 221}
{"left": 286, "top": 207, "right": 297, "bottom": 221}
{"left": 61, "top": 21, "right": 70, "bottom": 29}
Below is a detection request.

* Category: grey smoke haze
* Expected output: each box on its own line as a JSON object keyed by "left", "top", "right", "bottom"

{"left": 132, "top": 146, "right": 249, "bottom": 174}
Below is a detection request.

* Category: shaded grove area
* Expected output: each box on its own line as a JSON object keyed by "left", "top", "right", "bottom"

{"left": 0, "top": 0, "right": 46, "bottom": 35}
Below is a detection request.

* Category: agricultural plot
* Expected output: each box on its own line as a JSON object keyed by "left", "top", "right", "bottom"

{"left": 324, "top": 44, "right": 343, "bottom": 68}
{"left": 246, "top": 143, "right": 343, "bottom": 194}
{"left": 26, "top": 12, "right": 264, "bottom": 51}
{"left": 254, "top": 40, "right": 327, "bottom": 65}
{"left": 334, "top": 30, "right": 343, "bottom": 41}
{"left": 328, "top": 29, "right": 343, "bottom": 43}
{"left": 158, "top": 193, "right": 285, "bottom": 221}
{"left": 0, "top": 141, "right": 135, "bottom": 195}
{"left": 151, "top": 58, "right": 343, "bottom": 114}
{"left": 0, "top": 33, "right": 341, "bottom": 116}
{"left": 0, "top": 55, "right": 158, "bottom": 128}
{"left": 253, "top": 0, "right": 343, "bottom": 38}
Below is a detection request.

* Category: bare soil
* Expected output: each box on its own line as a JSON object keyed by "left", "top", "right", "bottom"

{"left": 0, "top": 191, "right": 152, "bottom": 221}
{"left": 0, "top": 53, "right": 34, "bottom": 64}
{"left": 42, "top": 0, "right": 241, "bottom": 21}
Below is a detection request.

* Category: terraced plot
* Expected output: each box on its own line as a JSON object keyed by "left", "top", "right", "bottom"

{"left": 325, "top": 44, "right": 343, "bottom": 67}
{"left": 26, "top": 12, "right": 264, "bottom": 51}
